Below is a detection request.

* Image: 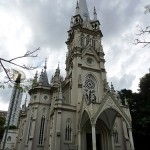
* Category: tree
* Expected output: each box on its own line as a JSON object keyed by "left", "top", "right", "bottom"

{"left": 134, "top": 26, "right": 150, "bottom": 47}
{"left": 0, "top": 47, "right": 40, "bottom": 89}
{"left": 139, "top": 73, "right": 150, "bottom": 100}
{"left": 0, "top": 116, "right": 5, "bottom": 142}
{"left": 0, "top": 48, "right": 40, "bottom": 150}
{"left": 118, "top": 73, "right": 150, "bottom": 150}
{"left": 134, "top": 5, "right": 150, "bottom": 47}
{"left": 137, "top": 73, "right": 150, "bottom": 134}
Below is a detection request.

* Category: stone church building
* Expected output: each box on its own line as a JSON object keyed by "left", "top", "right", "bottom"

{"left": 16, "top": 0, "right": 134, "bottom": 150}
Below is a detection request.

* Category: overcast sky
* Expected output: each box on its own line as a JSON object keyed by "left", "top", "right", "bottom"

{"left": 0, "top": 0, "right": 149, "bottom": 111}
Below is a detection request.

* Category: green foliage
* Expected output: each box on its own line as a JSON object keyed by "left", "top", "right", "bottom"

{"left": 0, "top": 116, "right": 5, "bottom": 126}
{"left": 0, "top": 116, "right": 6, "bottom": 141}
{"left": 118, "top": 89, "right": 132, "bottom": 105}
{"left": 118, "top": 73, "right": 150, "bottom": 150}
{"left": 139, "top": 73, "right": 150, "bottom": 101}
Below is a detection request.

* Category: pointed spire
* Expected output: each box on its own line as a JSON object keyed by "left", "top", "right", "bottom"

{"left": 78, "top": 0, "right": 90, "bottom": 21}
{"left": 111, "top": 82, "right": 115, "bottom": 93}
{"left": 38, "top": 60, "right": 50, "bottom": 86}
{"left": 35, "top": 71, "right": 38, "bottom": 79}
{"left": 44, "top": 58, "right": 47, "bottom": 70}
{"left": 38, "top": 69, "right": 44, "bottom": 85}
{"left": 58, "top": 63, "right": 59, "bottom": 69}
{"left": 56, "top": 63, "right": 60, "bottom": 75}
{"left": 53, "top": 65, "right": 61, "bottom": 87}
{"left": 32, "top": 71, "right": 38, "bottom": 86}
{"left": 76, "top": 1, "right": 79, "bottom": 15}
{"left": 58, "top": 82, "right": 63, "bottom": 100}
{"left": 93, "top": 6, "right": 97, "bottom": 21}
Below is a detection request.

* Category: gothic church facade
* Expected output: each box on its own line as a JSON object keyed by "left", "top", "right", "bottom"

{"left": 16, "top": 0, "right": 134, "bottom": 150}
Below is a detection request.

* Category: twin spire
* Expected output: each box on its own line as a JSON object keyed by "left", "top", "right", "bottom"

{"left": 32, "top": 58, "right": 49, "bottom": 87}
{"left": 75, "top": 0, "right": 97, "bottom": 21}
{"left": 32, "top": 60, "right": 62, "bottom": 88}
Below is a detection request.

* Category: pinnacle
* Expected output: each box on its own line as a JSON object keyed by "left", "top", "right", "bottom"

{"left": 78, "top": 0, "right": 90, "bottom": 21}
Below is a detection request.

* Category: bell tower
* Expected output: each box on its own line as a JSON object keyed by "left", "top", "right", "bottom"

{"left": 64, "top": 1, "right": 134, "bottom": 150}
{"left": 65, "top": 0, "right": 108, "bottom": 106}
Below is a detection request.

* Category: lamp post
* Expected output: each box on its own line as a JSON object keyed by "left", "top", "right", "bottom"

{"left": 2, "top": 74, "right": 21, "bottom": 150}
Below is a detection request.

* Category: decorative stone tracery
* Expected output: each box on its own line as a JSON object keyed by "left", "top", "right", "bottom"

{"left": 65, "top": 118, "right": 72, "bottom": 142}
{"left": 84, "top": 74, "right": 98, "bottom": 105}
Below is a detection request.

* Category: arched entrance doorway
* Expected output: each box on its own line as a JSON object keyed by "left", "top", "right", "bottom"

{"left": 80, "top": 108, "right": 128, "bottom": 150}
{"left": 96, "top": 108, "right": 118, "bottom": 150}
{"left": 80, "top": 110, "right": 111, "bottom": 150}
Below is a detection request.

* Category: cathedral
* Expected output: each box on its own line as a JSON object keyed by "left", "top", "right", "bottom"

{"left": 15, "top": 0, "right": 135, "bottom": 150}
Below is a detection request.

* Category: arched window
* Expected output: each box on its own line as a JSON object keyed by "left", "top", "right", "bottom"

{"left": 7, "top": 136, "right": 11, "bottom": 141}
{"left": 39, "top": 115, "right": 46, "bottom": 145}
{"left": 80, "top": 34, "right": 84, "bottom": 47}
{"left": 92, "top": 37, "right": 95, "bottom": 48}
{"left": 27, "top": 115, "right": 33, "bottom": 144}
{"left": 84, "top": 74, "right": 98, "bottom": 105}
{"left": 65, "top": 118, "right": 72, "bottom": 142}
{"left": 86, "top": 35, "right": 90, "bottom": 46}
{"left": 21, "top": 122, "right": 24, "bottom": 137}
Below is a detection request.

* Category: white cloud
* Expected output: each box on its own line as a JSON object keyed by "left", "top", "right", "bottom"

{"left": 0, "top": 0, "right": 150, "bottom": 110}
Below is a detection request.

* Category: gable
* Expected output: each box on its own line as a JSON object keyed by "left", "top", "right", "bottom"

{"left": 82, "top": 46, "right": 100, "bottom": 62}
{"left": 93, "top": 92, "right": 132, "bottom": 126}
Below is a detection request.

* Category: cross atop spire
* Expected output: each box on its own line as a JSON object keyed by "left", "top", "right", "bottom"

{"left": 78, "top": 0, "right": 90, "bottom": 21}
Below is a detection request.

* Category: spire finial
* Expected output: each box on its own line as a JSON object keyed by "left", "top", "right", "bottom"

{"left": 32, "top": 71, "right": 38, "bottom": 87}
{"left": 76, "top": 1, "right": 79, "bottom": 8}
{"left": 111, "top": 82, "right": 115, "bottom": 93}
{"left": 76, "top": 1, "right": 79, "bottom": 14}
{"left": 44, "top": 58, "right": 47, "bottom": 70}
{"left": 58, "top": 63, "right": 60, "bottom": 69}
{"left": 93, "top": 6, "right": 97, "bottom": 20}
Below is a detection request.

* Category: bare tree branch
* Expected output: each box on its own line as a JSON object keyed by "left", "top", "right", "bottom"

{"left": 136, "top": 26, "right": 150, "bottom": 36}
{"left": 9, "top": 47, "right": 40, "bottom": 62}
{"left": 134, "top": 6, "right": 150, "bottom": 47}
{"left": 0, "top": 61, "right": 12, "bottom": 82}
{"left": 0, "top": 47, "right": 40, "bottom": 88}
{"left": 134, "top": 26, "right": 150, "bottom": 47}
